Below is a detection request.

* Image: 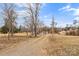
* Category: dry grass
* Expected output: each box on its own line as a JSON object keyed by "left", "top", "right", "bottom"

{"left": 0, "top": 32, "right": 43, "bottom": 51}
{"left": 0, "top": 32, "right": 31, "bottom": 37}
{"left": 0, "top": 32, "right": 31, "bottom": 50}
{"left": 0, "top": 36, "right": 28, "bottom": 50}
{"left": 45, "top": 34, "right": 79, "bottom": 56}
{"left": 1, "top": 33, "right": 79, "bottom": 56}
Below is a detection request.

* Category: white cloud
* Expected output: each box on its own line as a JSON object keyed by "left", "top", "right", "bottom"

{"left": 16, "top": 10, "right": 26, "bottom": 17}
{"left": 74, "top": 17, "right": 79, "bottom": 21}
{"left": 40, "top": 14, "right": 52, "bottom": 20}
{"left": 58, "top": 4, "right": 71, "bottom": 11}
{"left": 16, "top": 3, "right": 47, "bottom": 19}
{"left": 16, "top": 3, "right": 46, "bottom": 8}
{"left": 16, "top": 3, "right": 26, "bottom": 8}
{"left": 59, "top": 4, "right": 79, "bottom": 16}
{"left": 73, "top": 8, "right": 79, "bottom": 16}
{"left": 44, "top": 15, "right": 48, "bottom": 18}
{"left": 58, "top": 4, "right": 76, "bottom": 12}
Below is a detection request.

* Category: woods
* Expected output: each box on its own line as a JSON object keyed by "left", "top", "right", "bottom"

{"left": 0, "top": 3, "right": 58, "bottom": 37}
{"left": 0, "top": 3, "right": 79, "bottom": 37}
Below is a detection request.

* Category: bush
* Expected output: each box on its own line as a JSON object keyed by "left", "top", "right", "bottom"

{"left": 0, "top": 26, "right": 9, "bottom": 33}
{"left": 0, "top": 25, "right": 20, "bottom": 33}
{"left": 66, "top": 29, "right": 79, "bottom": 36}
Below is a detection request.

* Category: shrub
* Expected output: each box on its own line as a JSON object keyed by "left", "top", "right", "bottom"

{"left": 66, "top": 29, "right": 79, "bottom": 36}
{"left": 0, "top": 26, "right": 9, "bottom": 33}
{"left": 0, "top": 25, "right": 20, "bottom": 33}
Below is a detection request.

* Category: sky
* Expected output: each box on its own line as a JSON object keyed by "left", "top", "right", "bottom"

{"left": 0, "top": 3, "right": 79, "bottom": 28}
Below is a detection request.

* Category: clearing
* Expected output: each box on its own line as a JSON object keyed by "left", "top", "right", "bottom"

{"left": 0, "top": 33, "right": 79, "bottom": 56}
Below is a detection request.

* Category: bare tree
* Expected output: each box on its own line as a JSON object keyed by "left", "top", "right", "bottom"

{"left": 51, "top": 16, "right": 57, "bottom": 33}
{"left": 2, "top": 3, "right": 17, "bottom": 39}
{"left": 25, "top": 3, "right": 41, "bottom": 37}
{"left": 24, "top": 17, "right": 31, "bottom": 37}
{"left": 73, "top": 20, "right": 77, "bottom": 25}
{"left": 37, "top": 20, "right": 45, "bottom": 34}
{"left": 73, "top": 20, "right": 78, "bottom": 29}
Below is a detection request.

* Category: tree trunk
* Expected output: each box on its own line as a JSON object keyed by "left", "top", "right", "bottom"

{"left": 8, "top": 29, "right": 11, "bottom": 40}
{"left": 10, "top": 22, "right": 14, "bottom": 37}
{"left": 34, "top": 25, "right": 37, "bottom": 37}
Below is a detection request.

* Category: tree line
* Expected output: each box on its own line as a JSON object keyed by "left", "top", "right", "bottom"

{"left": 1, "top": 3, "right": 79, "bottom": 39}
{"left": 0, "top": 3, "right": 58, "bottom": 39}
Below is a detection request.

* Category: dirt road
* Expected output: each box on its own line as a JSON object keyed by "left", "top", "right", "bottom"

{"left": 0, "top": 34, "right": 50, "bottom": 56}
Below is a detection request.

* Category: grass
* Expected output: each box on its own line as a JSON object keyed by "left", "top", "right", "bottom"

{"left": 0, "top": 33, "right": 43, "bottom": 50}
{"left": 45, "top": 34, "right": 79, "bottom": 56}
{"left": 0, "top": 32, "right": 32, "bottom": 50}
{"left": 0, "top": 36, "right": 29, "bottom": 50}
{"left": 1, "top": 33, "right": 79, "bottom": 56}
